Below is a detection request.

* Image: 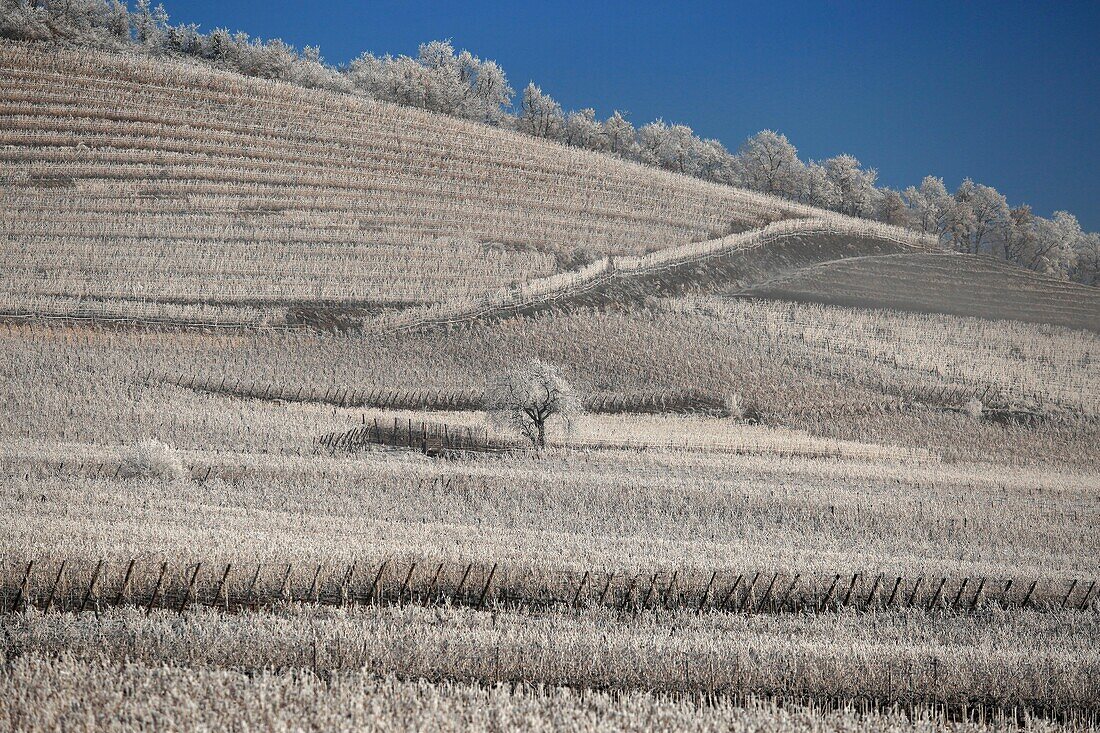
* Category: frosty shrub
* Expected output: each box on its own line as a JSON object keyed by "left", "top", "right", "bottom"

{"left": 723, "top": 392, "right": 745, "bottom": 420}
{"left": 119, "top": 440, "right": 188, "bottom": 482}
{"left": 963, "top": 397, "right": 984, "bottom": 419}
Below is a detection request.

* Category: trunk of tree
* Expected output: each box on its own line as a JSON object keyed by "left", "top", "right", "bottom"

{"left": 536, "top": 420, "right": 546, "bottom": 448}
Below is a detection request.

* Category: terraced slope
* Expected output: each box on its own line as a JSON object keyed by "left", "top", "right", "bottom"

{"left": 733, "top": 253, "right": 1100, "bottom": 332}
{"left": 0, "top": 40, "right": 845, "bottom": 326}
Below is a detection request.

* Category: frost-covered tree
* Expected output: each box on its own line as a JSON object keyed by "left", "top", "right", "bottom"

{"left": 1027, "top": 211, "right": 1082, "bottom": 279}
{"left": 1, "top": 0, "right": 130, "bottom": 46}
{"left": 119, "top": 439, "right": 188, "bottom": 482}
{"left": 347, "top": 41, "right": 510, "bottom": 123}
{"left": 601, "top": 111, "right": 638, "bottom": 159}
{"left": 1071, "top": 231, "right": 1100, "bottom": 286}
{"left": 132, "top": 0, "right": 168, "bottom": 50}
{"left": 823, "top": 154, "right": 879, "bottom": 218}
{"left": 904, "top": 176, "right": 954, "bottom": 240}
{"left": 1001, "top": 205, "right": 1038, "bottom": 265}
{"left": 563, "top": 108, "right": 604, "bottom": 151}
{"left": 695, "top": 138, "right": 735, "bottom": 184}
{"left": 162, "top": 21, "right": 202, "bottom": 55}
{"left": 733, "top": 131, "right": 806, "bottom": 199}
{"left": 877, "top": 188, "right": 911, "bottom": 227}
{"left": 486, "top": 360, "right": 581, "bottom": 449}
{"left": 949, "top": 179, "right": 1010, "bottom": 254}
{"left": 517, "top": 82, "right": 564, "bottom": 139}
{"left": 459, "top": 54, "right": 511, "bottom": 124}
{"left": 637, "top": 121, "right": 694, "bottom": 175}
{"left": 799, "top": 161, "right": 839, "bottom": 210}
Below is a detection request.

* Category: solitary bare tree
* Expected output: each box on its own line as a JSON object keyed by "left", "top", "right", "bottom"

{"left": 486, "top": 360, "right": 580, "bottom": 449}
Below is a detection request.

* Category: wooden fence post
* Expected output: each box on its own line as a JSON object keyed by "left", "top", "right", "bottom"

{"left": 756, "top": 572, "right": 779, "bottom": 612}
{"left": 399, "top": 562, "right": 416, "bottom": 601}
{"left": 368, "top": 561, "right": 388, "bottom": 603}
{"left": 1061, "top": 579, "right": 1078, "bottom": 608}
{"left": 662, "top": 570, "right": 679, "bottom": 609}
{"left": 308, "top": 564, "right": 322, "bottom": 604}
{"left": 927, "top": 577, "right": 948, "bottom": 610}
{"left": 865, "top": 574, "right": 883, "bottom": 608}
{"left": 970, "top": 578, "right": 986, "bottom": 611}
{"left": 618, "top": 574, "right": 639, "bottom": 611}
{"left": 12, "top": 561, "right": 33, "bottom": 612}
{"left": 426, "top": 562, "right": 444, "bottom": 601}
{"left": 213, "top": 563, "right": 232, "bottom": 609}
{"left": 598, "top": 572, "right": 614, "bottom": 606}
{"left": 906, "top": 576, "right": 924, "bottom": 607}
{"left": 454, "top": 563, "right": 473, "bottom": 601}
{"left": 697, "top": 570, "right": 717, "bottom": 612}
{"left": 245, "top": 564, "right": 263, "bottom": 608}
{"left": 477, "top": 563, "right": 498, "bottom": 609}
{"left": 145, "top": 561, "right": 168, "bottom": 616}
{"left": 340, "top": 563, "right": 355, "bottom": 607}
{"left": 819, "top": 574, "right": 842, "bottom": 611}
{"left": 1021, "top": 579, "right": 1039, "bottom": 608}
{"left": 115, "top": 559, "right": 136, "bottom": 605}
{"left": 179, "top": 563, "right": 201, "bottom": 613}
{"left": 44, "top": 561, "right": 66, "bottom": 613}
{"left": 778, "top": 574, "right": 800, "bottom": 610}
{"left": 739, "top": 572, "right": 761, "bottom": 611}
{"left": 886, "top": 576, "right": 903, "bottom": 608}
{"left": 640, "top": 572, "right": 659, "bottom": 610}
{"left": 572, "top": 570, "right": 590, "bottom": 607}
{"left": 840, "top": 573, "right": 860, "bottom": 607}
{"left": 720, "top": 574, "right": 744, "bottom": 610}
{"left": 952, "top": 577, "right": 970, "bottom": 609}
{"left": 280, "top": 564, "right": 293, "bottom": 602}
{"left": 1079, "top": 581, "right": 1096, "bottom": 611}
{"left": 79, "top": 560, "right": 104, "bottom": 613}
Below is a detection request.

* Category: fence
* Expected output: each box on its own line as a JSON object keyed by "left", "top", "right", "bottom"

{"left": 319, "top": 417, "right": 509, "bottom": 454}
{"left": 3, "top": 558, "right": 1094, "bottom": 618}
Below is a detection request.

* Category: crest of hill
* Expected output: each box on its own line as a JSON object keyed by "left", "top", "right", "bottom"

{"left": 732, "top": 253, "right": 1100, "bottom": 333}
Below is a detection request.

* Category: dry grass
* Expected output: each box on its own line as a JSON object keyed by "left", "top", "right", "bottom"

{"left": 3, "top": 605, "right": 1098, "bottom": 716}
{"left": 5, "top": 655, "right": 1083, "bottom": 733}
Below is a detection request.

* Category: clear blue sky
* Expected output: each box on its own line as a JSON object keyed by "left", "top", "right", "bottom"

{"left": 164, "top": 0, "right": 1099, "bottom": 230}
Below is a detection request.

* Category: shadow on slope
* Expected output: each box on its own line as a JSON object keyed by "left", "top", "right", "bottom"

{"left": 731, "top": 254, "right": 1100, "bottom": 333}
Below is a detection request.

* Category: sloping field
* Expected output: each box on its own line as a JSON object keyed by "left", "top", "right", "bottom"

{"left": 733, "top": 253, "right": 1100, "bottom": 332}
{"left": 0, "top": 40, "right": 853, "bottom": 325}
{"left": 384, "top": 217, "right": 936, "bottom": 330}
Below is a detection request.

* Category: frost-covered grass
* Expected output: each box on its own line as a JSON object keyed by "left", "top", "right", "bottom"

{"left": 5, "top": 653, "right": 1082, "bottom": 733}
{"left": 3, "top": 605, "right": 1098, "bottom": 717}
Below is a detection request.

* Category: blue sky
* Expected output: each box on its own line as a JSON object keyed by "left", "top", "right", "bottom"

{"left": 165, "top": 0, "right": 1099, "bottom": 229}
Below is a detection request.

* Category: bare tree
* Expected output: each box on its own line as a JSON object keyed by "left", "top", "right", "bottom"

{"left": 486, "top": 360, "right": 581, "bottom": 449}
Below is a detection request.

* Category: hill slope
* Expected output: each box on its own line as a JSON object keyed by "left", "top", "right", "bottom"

{"left": 733, "top": 253, "right": 1100, "bottom": 332}
{"left": 0, "top": 40, "right": 848, "bottom": 324}
{"left": 2, "top": 41, "right": 1089, "bottom": 333}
